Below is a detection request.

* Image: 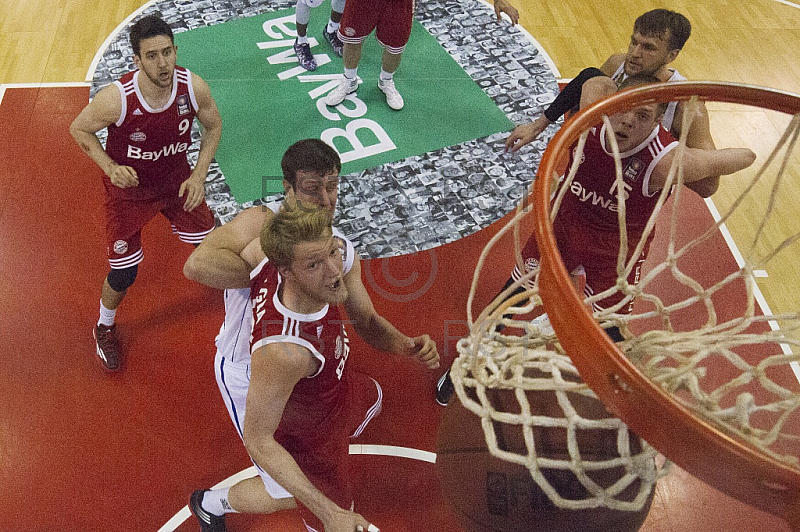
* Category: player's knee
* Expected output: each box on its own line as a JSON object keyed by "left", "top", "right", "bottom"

{"left": 575, "top": 66, "right": 606, "bottom": 82}
{"left": 107, "top": 265, "right": 138, "bottom": 292}
{"left": 604, "top": 326, "right": 624, "bottom": 343}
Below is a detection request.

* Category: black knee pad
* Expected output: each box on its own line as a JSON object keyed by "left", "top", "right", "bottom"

{"left": 107, "top": 265, "right": 138, "bottom": 292}
{"left": 604, "top": 325, "right": 625, "bottom": 343}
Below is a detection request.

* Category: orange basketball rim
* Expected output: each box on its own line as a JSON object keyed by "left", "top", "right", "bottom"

{"left": 533, "top": 81, "right": 800, "bottom": 527}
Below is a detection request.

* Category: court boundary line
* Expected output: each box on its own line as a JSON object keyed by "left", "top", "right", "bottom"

{"left": 157, "top": 445, "right": 436, "bottom": 532}
{"left": 705, "top": 197, "right": 800, "bottom": 382}
{"left": 0, "top": 82, "right": 91, "bottom": 107}
{"left": 774, "top": 0, "right": 800, "bottom": 9}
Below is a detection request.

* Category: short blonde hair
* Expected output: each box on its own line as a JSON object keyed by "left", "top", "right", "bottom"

{"left": 260, "top": 202, "right": 333, "bottom": 268}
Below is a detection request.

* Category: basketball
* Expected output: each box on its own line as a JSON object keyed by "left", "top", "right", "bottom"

{"left": 436, "top": 385, "right": 655, "bottom": 532}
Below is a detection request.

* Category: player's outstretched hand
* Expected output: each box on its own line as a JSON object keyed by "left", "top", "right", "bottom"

{"left": 493, "top": 0, "right": 519, "bottom": 25}
{"left": 405, "top": 335, "right": 440, "bottom": 369}
{"left": 108, "top": 164, "right": 139, "bottom": 188}
{"left": 504, "top": 115, "right": 552, "bottom": 153}
{"left": 324, "top": 508, "right": 376, "bottom": 532}
{"left": 179, "top": 176, "right": 206, "bottom": 212}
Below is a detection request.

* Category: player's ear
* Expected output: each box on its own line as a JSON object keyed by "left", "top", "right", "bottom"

{"left": 664, "top": 48, "right": 680, "bottom": 65}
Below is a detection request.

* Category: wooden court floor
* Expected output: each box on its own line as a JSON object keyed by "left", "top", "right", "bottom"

{"left": 1, "top": 0, "right": 799, "bottom": 531}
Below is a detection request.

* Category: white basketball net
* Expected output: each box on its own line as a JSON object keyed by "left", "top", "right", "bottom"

{"left": 453, "top": 96, "right": 800, "bottom": 512}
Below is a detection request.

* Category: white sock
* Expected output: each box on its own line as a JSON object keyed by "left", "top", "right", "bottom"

{"left": 202, "top": 487, "right": 237, "bottom": 516}
{"left": 379, "top": 69, "right": 394, "bottom": 82}
{"left": 296, "top": 35, "right": 308, "bottom": 45}
{"left": 344, "top": 67, "right": 358, "bottom": 80}
{"left": 327, "top": 20, "right": 340, "bottom": 32}
{"left": 98, "top": 301, "right": 116, "bottom": 327}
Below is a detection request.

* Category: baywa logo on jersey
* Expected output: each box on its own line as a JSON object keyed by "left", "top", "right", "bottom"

{"left": 177, "top": 94, "right": 190, "bottom": 116}
{"left": 129, "top": 130, "right": 146, "bottom": 142}
{"left": 113, "top": 239, "right": 128, "bottom": 255}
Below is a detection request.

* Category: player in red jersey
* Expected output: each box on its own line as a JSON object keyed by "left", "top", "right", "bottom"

{"left": 324, "top": 0, "right": 519, "bottom": 111}
{"left": 436, "top": 75, "right": 756, "bottom": 405}
{"left": 184, "top": 140, "right": 439, "bottom": 532}
{"left": 505, "top": 10, "right": 721, "bottom": 198}
{"left": 70, "top": 15, "right": 222, "bottom": 371}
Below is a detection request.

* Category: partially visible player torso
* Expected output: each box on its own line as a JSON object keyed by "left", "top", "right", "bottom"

{"left": 559, "top": 123, "right": 678, "bottom": 237}
{"left": 105, "top": 66, "right": 197, "bottom": 191}
{"left": 248, "top": 253, "right": 354, "bottom": 452}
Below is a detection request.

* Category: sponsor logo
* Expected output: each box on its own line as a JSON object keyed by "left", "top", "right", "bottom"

{"left": 623, "top": 157, "right": 644, "bottom": 182}
{"left": 133, "top": 108, "right": 143, "bottom": 116}
{"left": 177, "top": 94, "right": 191, "bottom": 116}
{"left": 316, "top": 324, "right": 323, "bottom": 337}
{"left": 129, "top": 131, "right": 146, "bottom": 142}
{"left": 113, "top": 240, "right": 128, "bottom": 255}
{"left": 126, "top": 142, "right": 189, "bottom": 161}
{"left": 569, "top": 180, "right": 623, "bottom": 211}
{"left": 257, "top": 15, "right": 396, "bottom": 166}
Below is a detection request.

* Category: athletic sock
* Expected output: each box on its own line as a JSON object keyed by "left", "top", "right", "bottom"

{"left": 344, "top": 67, "right": 358, "bottom": 80}
{"left": 202, "top": 487, "right": 237, "bottom": 516}
{"left": 379, "top": 69, "right": 394, "bottom": 82}
{"left": 98, "top": 301, "right": 116, "bottom": 327}
{"left": 296, "top": 35, "right": 308, "bottom": 45}
{"left": 327, "top": 20, "right": 340, "bottom": 33}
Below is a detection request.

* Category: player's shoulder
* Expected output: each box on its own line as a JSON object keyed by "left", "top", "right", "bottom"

{"left": 600, "top": 53, "right": 626, "bottom": 76}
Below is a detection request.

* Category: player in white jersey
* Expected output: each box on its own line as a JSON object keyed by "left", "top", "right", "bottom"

{"left": 505, "top": 10, "right": 718, "bottom": 197}
{"left": 183, "top": 139, "right": 439, "bottom": 532}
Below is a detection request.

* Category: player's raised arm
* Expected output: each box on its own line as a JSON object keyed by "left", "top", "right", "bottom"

{"left": 672, "top": 100, "right": 720, "bottom": 197}
{"left": 183, "top": 206, "right": 272, "bottom": 288}
{"left": 649, "top": 146, "right": 756, "bottom": 194}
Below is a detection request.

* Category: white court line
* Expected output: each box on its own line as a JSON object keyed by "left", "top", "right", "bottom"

{"left": 158, "top": 445, "right": 435, "bottom": 532}
{"left": 0, "top": 82, "right": 91, "bottom": 106}
{"left": 704, "top": 198, "right": 800, "bottom": 382}
{"left": 774, "top": 0, "right": 800, "bottom": 9}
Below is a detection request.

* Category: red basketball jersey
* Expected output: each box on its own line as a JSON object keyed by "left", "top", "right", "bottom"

{"left": 558, "top": 123, "right": 678, "bottom": 235}
{"left": 105, "top": 66, "right": 198, "bottom": 189}
{"left": 249, "top": 259, "right": 352, "bottom": 455}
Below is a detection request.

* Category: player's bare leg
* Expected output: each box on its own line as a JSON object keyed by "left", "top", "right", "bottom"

{"left": 378, "top": 48, "right": 404, "bottom": 110}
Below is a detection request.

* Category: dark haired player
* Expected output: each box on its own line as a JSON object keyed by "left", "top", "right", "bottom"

{"left": 70, "top": 14, "right": 222, "bottom": 371}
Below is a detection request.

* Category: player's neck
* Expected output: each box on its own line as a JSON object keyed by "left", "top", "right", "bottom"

{"left": 138, "top": 75, "right": 173, "bottom": 109}
{"left": 654, "top": 65, "right": 674, "bottom": 82}
{"left": 279, "top": 283, "right": 327, "bottom": 316}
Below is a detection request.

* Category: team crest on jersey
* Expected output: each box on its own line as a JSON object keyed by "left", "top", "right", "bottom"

{"left": 129, "top": 130, "right": 146, "bottom": 142}
{"left": 623, "top": 157, "right": 644, "bottom": 182}
{"left": 177, "top": 94, "right": 190, "bottom": 116}
{"left": 524, "top": 257, "right": 540, "bottom": 273}
{"left": 112, "top": 240, "right": 128, "bottom": 255}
